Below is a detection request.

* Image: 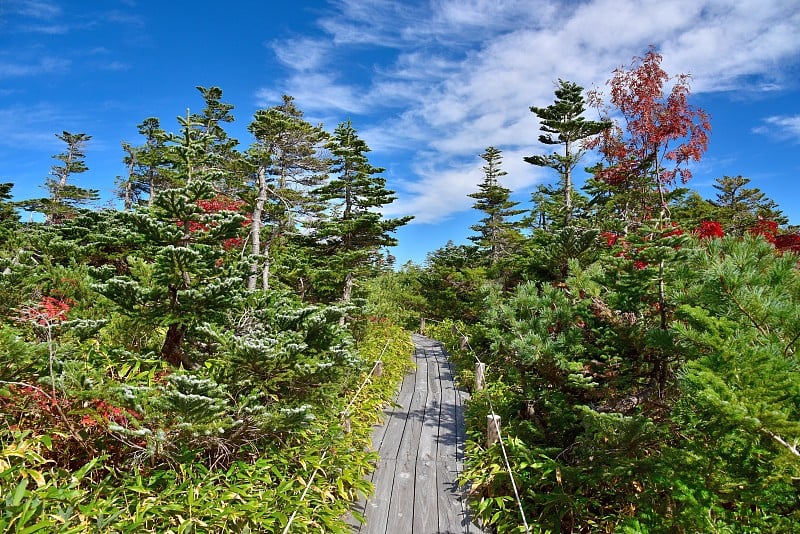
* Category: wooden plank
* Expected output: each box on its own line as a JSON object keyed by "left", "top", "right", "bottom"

{"left": 413, "top": 343, "right": 442, "bottom": 532}
{"left": 395, "top": 345, "right": 427, "bottom": 461}
{"left": 437, "top": 460, "right": 467, "bottom": 533}
{"left": 348, "top": 334, "right": 485, "bottom": 533}
{"left": 375, "top": 361, "right": 416, "bottom": 459}
{"left": 417, "top": 344, "right": 442, "bottom": 463}
{"left": 412, "top": 459, "right": 438, "bottom": 532}
{"left": 386, "top": 458, "right": 415, "bottom": 526}
{"left": 358, "top": 458, "right": 396, "bottom": 534}
{"left": 354, "top": 359, "right": 416, "bottom": 533}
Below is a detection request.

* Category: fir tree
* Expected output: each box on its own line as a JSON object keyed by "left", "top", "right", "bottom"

{"left": 115, "top": 118, "right": 173, "bottom": 209}
{"left": 96, "top": 180, "right": 246, "bottom": 367}
{"left": 709, "top": 175, "right": 787, "bottom": 235}
{"left": 312, "top": 120, "right": 412, "bottom": 303}
{"left": 525, "top": 80, "right": 609, "bottom": 225}
{"left": 467, "top": 147, "right": 523, "bottom": 264}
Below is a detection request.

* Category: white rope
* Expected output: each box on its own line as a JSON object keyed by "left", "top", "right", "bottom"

{"left": 343, "top": 339, "right": 391, "bottom": 415}
{"left": 281, "top": 450, "right": 329, "bottom": 534}
{"left": 431, "top": 319, "right": 531, "bottom": 534}
{"left": 283, "top": 339, "right": 391, "bottom": 533}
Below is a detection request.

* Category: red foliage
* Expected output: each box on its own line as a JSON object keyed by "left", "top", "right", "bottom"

{"left": 176, "top": 194, "right": 251, "bottom": 252}
{"left": 588, "top": 48, "right": 711, "bottom": 207}
{"left": 2, "top": 385, "right": 141, "bottom": 470}
{"left": 20, "top": 296, "right": 74, "bottom": 325}
{"left": 775, "top": 233, "right": 800, "bottom": 253}
{"left": 748, "top": 219, "right": 778, "bottom": 244}
{"left": 600, "top": 231, "right": 619, "bottom": 246}
{"left": 694, "top": 220, "right": 724, "bottom": 240}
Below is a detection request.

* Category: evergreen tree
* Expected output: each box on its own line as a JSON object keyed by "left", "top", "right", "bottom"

{"left": 246, "top": 95, "right": 330, "bottom": 291}
{"left": 525, "top": 80, "right": 609, "bottom": 225}
{"left": 468, "top": 147, "right": 523, "bottom": 264}
{"left": 41, "top": 131, "right": 99, "bottom": 224}
{"left": 189, "top": 86, "right": 241, "bottom": 191}
{"left": 0, "top": 182, "right": 16, "bottom": 227}
{"left": 96, "top": 181, "right": 246, "bottom": 367}
{"left": 709, "top": 175, "right": 787, "bottom": 234}
{"left": 312, "top": 120, "right": 412, "bottom": 303}
{"left": 115, "top": 118, "right": 173, "bottom": 209}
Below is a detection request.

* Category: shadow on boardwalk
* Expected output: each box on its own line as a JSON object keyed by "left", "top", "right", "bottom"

{"left": 347, "top": 334, "right": 484, "bottom": 534}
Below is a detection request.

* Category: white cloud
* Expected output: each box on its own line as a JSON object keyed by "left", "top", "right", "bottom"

{"left": 259, "top": 0, "right": 800, "bottom": 223}
{"left": 754, "top": 115, "right": 800, "bottom": 142}
{"left": 9, "top": 0, "right": 62, "bottom": 20}
{"left": 0, "top": 56, "right": 70, "bottom": 78}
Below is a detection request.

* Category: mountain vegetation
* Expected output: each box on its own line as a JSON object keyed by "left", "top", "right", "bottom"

{"left": 2, "top": 48, "right": 799, "bottom": 532}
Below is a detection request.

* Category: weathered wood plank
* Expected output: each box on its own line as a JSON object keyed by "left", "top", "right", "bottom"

{"left": 349, "top": 334, "right": 484, "bottom": 533}
{"left": 387, "top": 458, "right": 415, "bottom": 526}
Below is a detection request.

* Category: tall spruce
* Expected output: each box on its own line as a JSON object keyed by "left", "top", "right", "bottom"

{"left": 525, "top": 80, "right": 609, "bottom": 225}
{"left": 468, "top": 147, "right": 523, "bottom": 264}
{"left": 312, "top": 120, "right": 412, "bottom": 303}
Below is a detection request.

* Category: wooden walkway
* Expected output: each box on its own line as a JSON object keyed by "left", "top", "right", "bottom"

{"left": 348, "top": 334, "right": 483, "bottom": 533}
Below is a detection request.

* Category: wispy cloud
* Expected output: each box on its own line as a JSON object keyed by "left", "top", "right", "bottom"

{"left": 260, "top": 0, "right": 800, "bottom": 223}
{"left": 754, "top": 115, "right": 800, "bottom": 142}
{"left": 0, "top": 56, "right": 70, "bottom": 78}
{"left": 8, "top": 0, "right": 62, "bottom": 20}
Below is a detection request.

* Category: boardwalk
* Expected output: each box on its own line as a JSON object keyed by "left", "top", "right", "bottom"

{"left": 349, "top": 334, "right": 483, "bottom": 534}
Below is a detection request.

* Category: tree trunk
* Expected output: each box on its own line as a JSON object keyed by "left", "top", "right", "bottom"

{"left": 161, "top": 323, "right": 189, "bottom": 367}
{"left": 339, "top": 272, "right": 354, "bottom": 326}
{"left": 248, "top": 166, "right": 266, "bottom": 291}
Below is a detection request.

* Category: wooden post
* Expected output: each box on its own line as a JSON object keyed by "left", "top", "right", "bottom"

{"left": 420, "top": 317, "right": 426, "bottom": 335}
{"left": 475, "top": 362, "right": 485, "bottom": 391}
{"left": 460, "top": 335, "right": 468, "bottom": 350}
{"left": 341, "top": 412, "right": 351, "bottom": 434}
{"left": 522, "top": 400, "right": 536, "bottom": 420}
{"left": 487, "top": 414, "right": 501, "bottom": 447}
{"left": 373, "top": 361, "right": 383, "bottom": 378}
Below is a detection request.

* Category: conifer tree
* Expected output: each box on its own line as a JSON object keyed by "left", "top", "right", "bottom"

{"left": 525, "top": 80, "right": 609, "bottom": 225}
{"left": 116, "top": 118, "right": 173, "bottom": 209}
{"left": 189, "top": 86, "right": 241, "bottom": 191}
{"left": 96, "top": 180, "right": 246, "bottom": 367}
{"left": 312, "top": 120, "right": 412, "bottom": 303}
{"left": 41, "top": 131, "right": 99, "bottom": 224}
{"left": 246, "top": 95, "right": 329, "bottom": 291}
{"left": 709, "top": 175, "right": 787, "bottom": 234}
{"left": 468, "top": 147, "right": 523, "bottom": 264}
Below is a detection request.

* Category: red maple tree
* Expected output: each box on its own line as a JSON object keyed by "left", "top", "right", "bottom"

{"left": 588, "top": 48, "right": 711, "bottom": 224}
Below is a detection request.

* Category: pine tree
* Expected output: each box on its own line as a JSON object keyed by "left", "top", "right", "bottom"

{"left": 41, "top": 131, "right": 99, "bottom": 224}
{"left": 311, "top": 120, "right": 412, "bottom": 303}
{"left": 468, "top": 147, "right": 523, "bottom": 264}
{"left": 525, "top": 80, "right": 609, "bottom": 225}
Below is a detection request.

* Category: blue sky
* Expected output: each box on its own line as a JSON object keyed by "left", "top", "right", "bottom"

{"left": 2, "top": 0, "right": 799, "bottom": 265}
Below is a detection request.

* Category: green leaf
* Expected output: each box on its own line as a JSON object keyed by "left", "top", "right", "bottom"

{"left": 11, "top": 478, "right": 28, "bottom": 507}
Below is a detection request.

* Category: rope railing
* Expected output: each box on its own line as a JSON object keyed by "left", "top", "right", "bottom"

{"left": 421, "top": 317, "right": 531, "bottom": 534}
{"left": 281, "top": 339, "right": 391, "bottom": 534}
